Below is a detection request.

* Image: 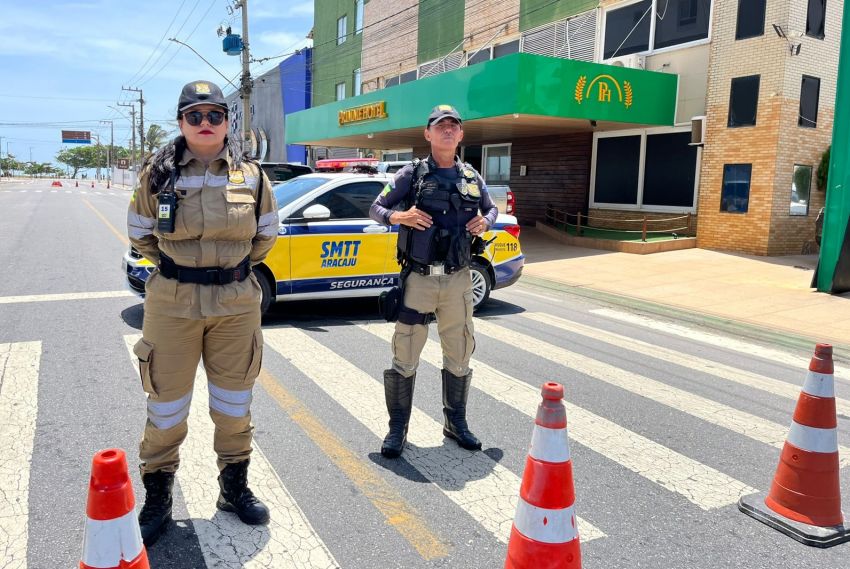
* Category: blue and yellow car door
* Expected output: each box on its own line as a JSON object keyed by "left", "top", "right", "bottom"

{"left": 288, "top": 180, "right": 394, "bottom": 295}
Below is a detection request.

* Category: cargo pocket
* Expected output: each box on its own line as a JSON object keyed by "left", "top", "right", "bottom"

{"left": 462, "top": 290, "right": 476, "bottom": 361}
{"left": 245, "top": 328, "right": 264, "bottom": 383}
{"left": 133, "top": 338, "right": 159, "bottom": 398}
{"left": 225, "top": 188, "right": 256, "bottom": 234}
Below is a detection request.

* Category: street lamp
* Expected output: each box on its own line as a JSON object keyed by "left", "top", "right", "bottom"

{"left": 100, "top": 119, "right": 114, "bottom": 187}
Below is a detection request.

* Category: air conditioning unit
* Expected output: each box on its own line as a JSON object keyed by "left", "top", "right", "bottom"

{"left": 690, "top": 115, "right": 706, "bottom": 146}
{"left": 603, "top": 54, "right": 645, "bottom": 69}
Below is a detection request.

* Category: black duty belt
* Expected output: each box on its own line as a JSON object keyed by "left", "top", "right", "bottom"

{"left": 159, "top": 254, "right": 252, "bottom": 285}
{"left": 407, "top": 260, "right": 463, "bottom": 277}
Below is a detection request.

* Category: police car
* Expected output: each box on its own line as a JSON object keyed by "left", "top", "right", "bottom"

{"left": 123, "top": 172, "right": 524, "bottom": 314}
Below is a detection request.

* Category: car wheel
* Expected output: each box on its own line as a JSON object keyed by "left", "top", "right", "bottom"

{"left": 470, "top": 263, "right": 492, "bottom": 310}
{"left": 257, "top": 270, "right": 274, "bottom": 315}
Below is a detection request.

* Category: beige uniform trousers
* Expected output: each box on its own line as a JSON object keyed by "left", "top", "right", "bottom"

{"left": 392, "top": 267, "right": 475, "bottom": 378}
{"left": 134, "top": 308, "right": 263, "bottom": 475}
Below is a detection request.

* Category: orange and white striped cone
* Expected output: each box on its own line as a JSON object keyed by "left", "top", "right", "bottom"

{"left": 80, "top": 449, "right": 150, "bottom": 569}
{"left": 739, "top": 343, "right": 849, "bottom": 547}
{"left": 505, "top": 382, "right": 581, "bottom": 569}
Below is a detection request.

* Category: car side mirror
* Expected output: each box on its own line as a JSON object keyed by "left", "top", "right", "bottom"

{"left": 302, "top": 204, "right": 331, "bottom": 220}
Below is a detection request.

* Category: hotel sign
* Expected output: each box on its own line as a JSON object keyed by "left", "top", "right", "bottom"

{"left": 574, "top": 75, "right": 633, "bottom": 109}
{"left": 338, "top": 101, "right": 388, "bottom": 126}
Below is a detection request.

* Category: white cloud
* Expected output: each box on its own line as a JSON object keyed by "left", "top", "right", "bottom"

{"left": 252, "top": 0, "right": 312, "bottom": 19}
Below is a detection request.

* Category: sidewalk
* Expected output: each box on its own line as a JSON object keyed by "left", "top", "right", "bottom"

{"left": 518, "top": 226, "right": 850, "bottom": 347}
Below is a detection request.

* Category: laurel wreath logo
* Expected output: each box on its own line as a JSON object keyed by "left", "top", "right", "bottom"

{"left": 624, "top": 81, "right": 633, "bottom": 109}
{"left": 575, "top": 76, "right": 587, "bottom": 104}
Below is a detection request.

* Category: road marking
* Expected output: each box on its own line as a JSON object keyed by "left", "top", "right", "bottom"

{"left": 263, "top": 327, "right": 606, "bottom": 544}
{"left": 0, "top": 290, "right": 134, "bottom": 305}
{"left": 257, "top": 370, "right": 449, "bottom": 560}
{"left": 34, "top": 190, "right": 42, "bottom": 193}
{"left": 473, "top": 319, "right": 850, "bottom": 467}
{"left": 591, "top": 308, "right": 850, "bottom": 381}
{"left": 360, "top": 323, "right": 755, "bottom": 511}
{"left": 50, "top": 190, "right": 57, "bottom": 193}
{"left": 0, "top": 341, "right": 41, "bottom": 569}
{"left": 80, "top": 191, "right": 88, "bottom": 194}
{"left": 523, "top": 312, "right": 850, "bottom": 418}
{"left": 65, "top": 190, "right": 71, "bottom": 194}
{"left": 82, "top": 198, "right": 129, "bottom": 246}
{"left": 123, "top": 336, "right": 338, "bottom": 569}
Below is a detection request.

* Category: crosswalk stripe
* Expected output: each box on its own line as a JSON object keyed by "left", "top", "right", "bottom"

{"left": 522, "top": 312, "right": 850, "bottom": 418}
{"left": 264, "top": 327, "right": 606, "bottom": 543}
{"left": 0, "top": 291, "right": 134, "bottom": 304}
{"left": 591, "top": 308, "right": 850, "bottom": 381}
{"left": 256, "top": 369, "right": 449, "bottom": 560}
{"left": 0, "top": 341, "right": 41, "bottom": 569}
{"left": 123, "top": 335, "right": 338, "bottom": 568}
{"left": 359, "top": 323, "right": 756, "bottom": 511}
{"left": 473, "top": 319, "right": 850, "bottom": 467}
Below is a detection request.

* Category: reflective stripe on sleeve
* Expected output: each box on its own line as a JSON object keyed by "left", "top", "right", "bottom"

{"left": 528, "top": 425, "right": 571, "bottom": 463}
{"left": 80, "top": 510, "right": 145, "bottom": 567}
{"left": 127, "top": 211, "right": 155, "bottom": 239}
{"left": 147, "top": 392, "right": 192, "bottom": 430}
{"left": 513, "top": 498, "right": 578, "bottom": 544}
{"left": 257, "top": 211, "right": 279, "bottom": 237}
{"left": 787, "top": 422, "right": 838, "bottom": 453}
{"left": 209, "top": 383, "right": 252, "bottom": 417}
{"left": 801, "top": 370, "right": 835, "bottom": 398}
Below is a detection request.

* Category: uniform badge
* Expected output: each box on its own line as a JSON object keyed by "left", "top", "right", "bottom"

{"left": 463, "top": 169, "right": 474, "bottom": 178}
{"left": 195, "top": 82, "right": 211, "bottom": 94}
{"left": 458, "top": 180, "right": 469, "bottom": 196}
{"left": 228, "top": 170, "right": 245, "bottom": 184}
{"left": 467, "top": 183, "right": 480, "bottom": 198}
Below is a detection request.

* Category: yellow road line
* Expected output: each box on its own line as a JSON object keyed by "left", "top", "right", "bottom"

{"left": 257, "top": 369, "right": 449, "bottom": 560}
{"left": 82, "top": 198, "right": 129, "bottom": 246}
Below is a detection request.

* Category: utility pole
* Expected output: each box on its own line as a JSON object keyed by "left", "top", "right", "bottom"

{"left": 118, "top": 102, "right": 137, "bottom": 173}
{"left": 235, "top": 0, "right": 253, "bottom": 152}
{"left": 100, "top": 120, "right": 113, "bottom": 187}
{"left": 122, "top": 87, "right": 145, "bottom": 158}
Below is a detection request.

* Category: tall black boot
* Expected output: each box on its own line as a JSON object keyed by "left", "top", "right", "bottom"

{"left": 138, "top": 471, "right": 174, "bottom": 546}
{"left": 216, "top": 460, "right": 270, "bottom": 525}
{"left": 442, "top": 369, "right": 482, "bottom": 450}
{"left": 381, "top": 369, "right": 415, "bottom": 458}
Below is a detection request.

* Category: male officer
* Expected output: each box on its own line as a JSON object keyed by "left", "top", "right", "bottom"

{"left": 370, "top": 105, "right": 498, "bottom": 458}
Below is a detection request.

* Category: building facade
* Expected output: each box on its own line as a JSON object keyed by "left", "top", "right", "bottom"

{"left": 294, "top": 0, "right": 839, "bottom": 255}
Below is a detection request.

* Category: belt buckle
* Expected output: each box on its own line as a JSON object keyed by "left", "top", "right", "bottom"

{"left": 429, "top": 263, "right": 445, "bottom": 277}
{"left": 206, "top": 268, "right": 220, "bottom": 284}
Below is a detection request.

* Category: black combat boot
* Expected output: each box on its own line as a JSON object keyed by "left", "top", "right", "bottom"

{"left": 138, "top": 471, "right": 174, "bottom": 546}
{"left": 381, "top": 369, "right": 416, "bottom": 458}
{"left": 216, "top": 460, "right": 270, "bottom": 525}
{"left": 442, "top": 369, "right": 482, "bottom": 450}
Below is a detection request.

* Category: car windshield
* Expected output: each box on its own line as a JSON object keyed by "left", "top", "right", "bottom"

{"left": 273, "top": 177, "right": 331, "bottom": 208}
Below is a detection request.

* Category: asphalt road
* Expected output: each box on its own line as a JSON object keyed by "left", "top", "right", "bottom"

{"left": 1, "top": 177, "right": 848, "bottom": 568}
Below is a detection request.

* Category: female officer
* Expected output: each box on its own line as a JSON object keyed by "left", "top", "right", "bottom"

{"left": 126, "top": 80, "right": 279, "bottom": 545}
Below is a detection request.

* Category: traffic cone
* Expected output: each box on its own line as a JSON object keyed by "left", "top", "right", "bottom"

{"left": 739, "top": 344, "right": 849, "bottom": 547}
{"left": 505, "top": 382, "right": 580, "bottom": 569}
{"left": 91, "top": 181, "right": 95, "bottom": 188}
{"left": 76, "top": 180, "right": 79, "bottom": 187}
{"left": 80, "top": 449, "right": 150, "bottom": 568}
{"left": 51, "top": 180, "right": 62, "bottom": 187}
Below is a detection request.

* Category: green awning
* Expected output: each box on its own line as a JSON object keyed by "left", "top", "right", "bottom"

{"left": 286, "top": 53, "right": 678, "bottom": 148}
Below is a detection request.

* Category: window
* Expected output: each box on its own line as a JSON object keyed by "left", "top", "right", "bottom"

{"left": 399, "top": 70, "right": 417, "bottom": 84}
{"left": 483, "top": 144, "right": 511, "bottom": 184}
{"left": 385, "top": 75, "right": 400, "bottom": 88}
{"left": 720, "top": 164, "right": 752, "bottom": 213}
{"left": 799, "top": 75, "right": 820, "bottom": 128}
{"left": 353, "top": 68, "right": 361, "bottom": 96}
{"left": 467, "top": 48, "right": 491, "bottom": 66}
{"left": 806, "top": 0, "right": 826, "bottom": 39}
{"left": 594, "top": 135, "right": 642, "bottom": 204}
{"left": 654, "top": 0, "right": 712, "bottom": 49}
{"left": 337, "top": 15, "right": 347, "bottom": 45}
{"left": 522, "top": 10, "right": 597, "bottom": 62}
{"left": 791, "top": 165, "right": 812, "bottom": 216}
{"left": 493, "top": 39, "right": 520, "bottom": 58}
{"left": 642, "top": 132, "right": 698, "bottom": 207}
{"left": 355, "top": 0, "right": 364, "bottom": 34}
{"left": 603, "top": 0, "right": 652, "bottom": 59}
{"left": 335, "top": 82, "right": 346, "bottom": 101}
{"left": 297, "top": 182, "right": 385, "bottom": 219}
{"left": 728, "top": 75, "right": 760, "bottom": 127}
{"left": 735, "top": 0, "right": 766, "bottom": 39}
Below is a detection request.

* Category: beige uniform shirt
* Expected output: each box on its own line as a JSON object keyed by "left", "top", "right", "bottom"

{"left": 127, "top": 147, "right": 279, "bottom": 319}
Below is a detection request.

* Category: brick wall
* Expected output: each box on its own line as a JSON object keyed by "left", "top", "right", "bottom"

{"left": 361, "top": 0, "right": 419, "bottom": 93}
{"left": 465, "top": 0, "right": 520, "bottom": 52}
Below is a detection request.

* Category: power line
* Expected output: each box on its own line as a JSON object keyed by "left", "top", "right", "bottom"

{"left": 124, "top": 0, "right": 191, "bottom": 86}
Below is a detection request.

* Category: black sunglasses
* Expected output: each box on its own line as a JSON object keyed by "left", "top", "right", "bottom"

{"left": 183, "top": 110, "right": 226, "bottom": 126}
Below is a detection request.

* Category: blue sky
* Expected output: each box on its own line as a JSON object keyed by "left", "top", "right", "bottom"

{"left": 0, "top": 0, "right": 313, "bottom": 166}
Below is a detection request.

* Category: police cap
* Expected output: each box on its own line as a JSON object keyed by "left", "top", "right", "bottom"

{"left": 427, "top": 104, "right": 463, "bottom": 127}
{"left": 178, "top": 80, "right": 228, "bottom": 113}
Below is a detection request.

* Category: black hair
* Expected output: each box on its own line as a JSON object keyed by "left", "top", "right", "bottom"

{"left": 146, "top": 134, "right": 246, "bottom": 194}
